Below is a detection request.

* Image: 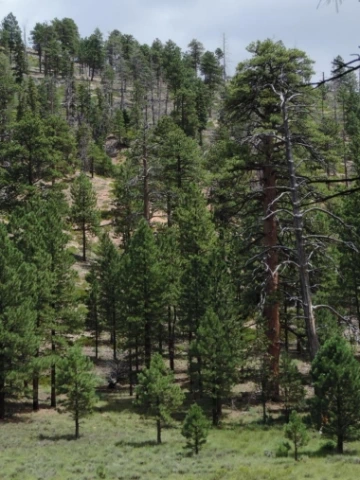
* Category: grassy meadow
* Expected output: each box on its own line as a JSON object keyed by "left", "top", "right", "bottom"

{"left": 1, "top": 389, "right": 360, "bottom": 480}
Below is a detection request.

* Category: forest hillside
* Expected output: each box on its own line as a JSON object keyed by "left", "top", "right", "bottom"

{"left": 1, "top": 10, "right": 360, "bottom": 480}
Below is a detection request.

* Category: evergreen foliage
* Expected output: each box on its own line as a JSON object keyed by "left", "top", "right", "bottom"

{"left": 311, "top": 336, "right": 360, "bottom": 453}
{"left": 70, "top": 173, "right": 99, "bottom": 261}
{"left": 58, "top": 345, "right": 98, "bottom": 439}
{"left": 0, "top": 223, "right": 37, "bottom": 418}
{"left": 181, "top": 404, "right": 209, "bottom": 454}
{"left": 284, "top": 411, "right": 309, "bottom": 461}
{"left": 279, "top": 354, "right": 305, "bottom": 422}
{"left": 2, "top": 7, "right": 360, "bottom": 463}
{"left": 135, "top": 353, "right": 184, "bottom": 444}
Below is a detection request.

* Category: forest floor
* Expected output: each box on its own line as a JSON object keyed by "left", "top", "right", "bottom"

{"left": 1, "top": 384, "right": 360, "bottom": 480}
{"left": 1, "top": 336, "right": 359, "bottom": 480}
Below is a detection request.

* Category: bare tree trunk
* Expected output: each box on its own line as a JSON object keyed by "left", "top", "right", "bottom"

{"left": 158, "top": 77, "right": 162, "bottom": 119}
{"left": 282, "top": 99, "right": 320, "bottom": 359}
{"left": 263, "top": 160, "right": 280, "bottom": 397}
{"left": 165, "top": 87, "right": 169, "bottom": 115}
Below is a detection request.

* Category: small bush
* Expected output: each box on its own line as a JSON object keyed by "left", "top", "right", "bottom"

{"left": 319, "top": 440, "right": 337, "bottom": 453}
{"left": 275, "top": 441, "right": 291, "bottom": 458}
{"left": 96, "top": 464, "right": 107, "bottom": 479}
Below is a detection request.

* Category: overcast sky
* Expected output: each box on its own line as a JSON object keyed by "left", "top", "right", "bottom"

{"left": 1, "top": 0, "right": 359, "bottom": 81}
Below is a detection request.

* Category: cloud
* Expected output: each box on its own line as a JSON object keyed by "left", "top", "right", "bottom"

{"left": 1, "top": 0, "right": 359, "bottom": 80}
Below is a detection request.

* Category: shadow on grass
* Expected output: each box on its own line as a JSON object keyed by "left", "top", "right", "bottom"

{"left": 38, "top": 433, "right": 76, "bottom": 442}
{"left": 95, "top": 395, "right": 134, "bottom": 414}
{"left": 3, "top": 400, "right": 56, "bottom": 422}
{"left": 301, "top": 446, "right": 359, "bottom": 459}
{"left": 72, "top": 253, "right": 92, "bottom": 267}
{"left": 115, "top": 439, "right": 158, "bottom": 448}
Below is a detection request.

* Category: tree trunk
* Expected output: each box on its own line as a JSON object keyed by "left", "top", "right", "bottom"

{"left": 284, "top": 301, "right": 289, "bottom": 353}
{"left": 262, "top": 398, "right": 267, "bottom": 424}
{"left": 168, "top": 306, "right": 175, "bottom": 371}
{"left": 157, "top": 418, "right": 162, "bottom": 444}
{"left": 263, "top": 159, "right": 280, "bottom": 398}
{"left": 51, "top": 329, "right": 56, "bottom": 408}
{"left": 82, "top": 219, "right": 87, "bottom": 262}
{"left": 165, "top": 87, "right": 169, "bottom": 115}
{"left": 135, "top": 336, "right": 140, "bottom": 373}
{"left": 212, "top": 390, "right": 221, "bottom": 427}
{"left": 95, "top": 304, "right": 99, "bottom": 360}
{"left": 337, "top": 433, "right": 344, "bottom": 454}
{"left": 217, "top": 395, "right": 222, "bottom": 424}
{"left": 0, "top": 377, "right": 5, "bottom": 420}
{"left": 294, "top": 441, "right": 298, "bottom": 461}
{"left": 75, "top": 412, "right": 80, "bottom": 439}
{"left": 143, "top": 124, "right": 150, "bottom": 223}
{"left": 129, "top": 347, "right": 133, "bottom": 397}
{"left": 158, "top": 323, "right": 163, "bottom": 355}
{"left": 144, "top": 317, "right": 151, "bottom": 369}
{"left": 282, "top": 99, "right": 320, "bottom": 359}
{"left": 28, "top": 157, "right": 33, "bottom": 186}
{"left": 112, "top": 309, "right": 117, "bottom": 361}
{"left": 158, "top": 77, "right": 162, "bottom": 119}
{"left": 33, "top": 374, "right": 39, "bottom": 411}
{"left": 32, "top": 346, "right": 40, "bottom": 411}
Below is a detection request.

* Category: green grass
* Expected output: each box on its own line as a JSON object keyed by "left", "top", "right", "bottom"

{"left": 2, "top": 393, "right": 360, "bottom": 480}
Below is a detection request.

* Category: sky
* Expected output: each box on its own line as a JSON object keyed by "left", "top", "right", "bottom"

{"left": 1, "top": 0, "right": 359, "bottom": 81}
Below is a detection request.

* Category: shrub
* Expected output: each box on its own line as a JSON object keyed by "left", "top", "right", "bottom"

{"left": 275, "top": 441, "right": 291, "bottom": 458}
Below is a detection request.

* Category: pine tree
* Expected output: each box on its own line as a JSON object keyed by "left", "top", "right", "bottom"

{"left": 200, "top": 51, "right": 222, "bottom": 90}
{"left": 45, "top": 115, "right": 76, "bottom": 183}
{"left": 13, "top": 33, "right": 27, "bottom": 84}
{"left": 181, "top": 404, "right": 209, "bottom": 454}
{"left": 0, "top": 53, "right": 16, "bottom": 142}
{"left": 30, "top": 22, "right": 47, "bottom": 73}
{"left": 113, "top": 162, "right": 142, "bottom": 249}
{"left": 279, "top": 354, "right": 305, "bottom": 422}
{"left": 85, "top": 265, "right": 102, "bottom": 360}
{"left": 135, "top": 353, "right": 184, "bottom": 444}
{"left": 124, "top": 219, "right": 165, "bottom": 369}
{"left": 157, "top": 226, "right": 181, "bottom": 370}
{"left": 9, "top": 194, "right": 80, "bottom": 410}
{"left": 70, "top": 173, "right": 99, "bottom": 261}
{"left": 0, "top": 13, "right": 22, "bottom": 61}
{"left": 176, "top": 186, "right": 216, "bottom": 394}
{"left": 284, "top": 411, "right": 308, "bottom": 461}
{"left": 152, "top": 117, "right": 203, "bottom": 224}
{"left": 9, "top": 200, "right": 54, "bottom": 411}
{"left": 311, "top": 336, "right": 360, "bottom": 453}
{"left": 58, "top": 345, "right": 98, "bottom": 439}
{"left": 97, "top": 234, "right": 122, "bottom": 360}
{"left": 194, "top": 308, "right": 240, "bottom": 426}
{"left": 84, "top": 28, "right": 105, "bottom": 81}
{"left": 7, "top": 111, "right": 51, "bottom": 186}
{"left": 187, "top": 39, "right": 204, "bottom": 75}
{"left": 0, "top": 223, "right": 37, "bottom": 419}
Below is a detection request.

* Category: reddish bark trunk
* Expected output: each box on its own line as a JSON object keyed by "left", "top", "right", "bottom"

{"left": 263, "top": 163, "right": 280, "bottom": 397}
